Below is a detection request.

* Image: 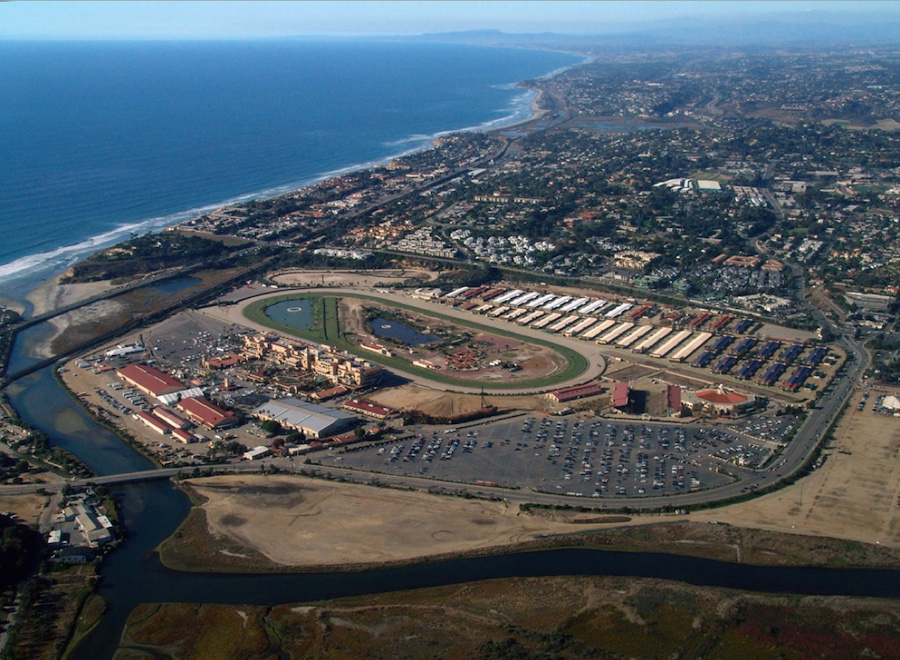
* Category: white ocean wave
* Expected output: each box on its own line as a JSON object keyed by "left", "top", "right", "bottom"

{"left": 0, "top": 205, "right": 213, "bottom": 285}
{"left": 0, "top": 57, "right": 574, "bottom": 291}
{"left": 379, "top": 89, "right": 538, "bottom": 155}
{"left": 0, "top": 88, "right": 536, "bottom": 289}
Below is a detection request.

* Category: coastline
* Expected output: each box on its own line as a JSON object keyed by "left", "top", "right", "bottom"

{"left": 1, "top": 76, "right": 555, "bottom": 362}
{"left": 0, "top": 48, "right": 571, "bottom": 309}
{"left": 19, "top": 275, "right": 118, "bottom": 358}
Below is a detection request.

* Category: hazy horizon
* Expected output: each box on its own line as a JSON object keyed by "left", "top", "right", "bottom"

{"left": 3, "top": 1, "right": 898, "bottom": 41}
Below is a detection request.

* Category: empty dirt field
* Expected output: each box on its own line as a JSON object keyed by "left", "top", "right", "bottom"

{"left": 165, "top": 386, "right": 900, "bottom": 572}
{"left": 173, "top": 474, "right": 627, "bottom": 569}
{"left": 270, "top": 268, "right": 436, "bottom": 288}
{"left": 367, "top": 382, "right": 550, "bottom": 418}
{"left": 692, "top": 387, "right": 900, "bottom": 548}
{"left": 0, "top": 493, "right": 52, "bottom": 528}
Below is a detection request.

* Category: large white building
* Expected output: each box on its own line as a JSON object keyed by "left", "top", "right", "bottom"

{"left": 252, "top": 398, "right": 358, "bottom": 439}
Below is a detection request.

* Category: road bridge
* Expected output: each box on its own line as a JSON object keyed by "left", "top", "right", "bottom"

{"left": 13, "top": 269, "right": 185, "bottom": 333}
{"left": 0, "top": 256, "right": 276, "bottom": 388}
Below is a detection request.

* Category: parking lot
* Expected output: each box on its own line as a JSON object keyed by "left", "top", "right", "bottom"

{"left": 731, "top": 414, "right": 798, "bottom": 444}
{"left": 317, "top": 413, "right": 781, "bottom": 500}
{"left": 145, "top": 311, "right": 248, "bottom": 370}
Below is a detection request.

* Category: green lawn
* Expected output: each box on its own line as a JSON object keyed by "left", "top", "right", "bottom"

{"left": 242, "top": 293, "right": 591, "bottom": 391}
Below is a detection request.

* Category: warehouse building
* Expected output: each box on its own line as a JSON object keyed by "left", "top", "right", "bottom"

{"left": 117, "top": 363, "right": 187, "bottom": 400}
{"left": 252, "top": 398, "right": 358, "bottom": 439}
{"left": 177, "top": 396, "right": 238, "bottom": 430}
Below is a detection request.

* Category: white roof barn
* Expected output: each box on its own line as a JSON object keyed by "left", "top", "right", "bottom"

{"left": 252, "top": 398, "right": 358, "bottom": 439}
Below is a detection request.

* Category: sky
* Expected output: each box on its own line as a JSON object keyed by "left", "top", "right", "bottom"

{"left": 1, "top": 1, "right": 895, "bottom": 40}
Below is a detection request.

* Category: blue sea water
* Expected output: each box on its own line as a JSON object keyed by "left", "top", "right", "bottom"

{"left": 0, "top": 39, "right": 577, "bottom": 291}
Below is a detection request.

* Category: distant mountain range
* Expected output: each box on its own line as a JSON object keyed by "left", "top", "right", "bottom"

{"left": 414, "top": 11, "right": 900, "bottom": 49}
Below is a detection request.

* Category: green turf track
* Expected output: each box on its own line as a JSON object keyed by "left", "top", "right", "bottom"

{"left": 243, "top": 293, "right": 592, "bottom": 391}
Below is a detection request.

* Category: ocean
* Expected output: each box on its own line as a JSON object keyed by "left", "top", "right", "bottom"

{"left": 0, "top": 39, "right": 577, "bottom": 295}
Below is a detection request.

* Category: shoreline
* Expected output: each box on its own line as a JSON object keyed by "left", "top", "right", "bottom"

{"left": 1, "top": 70, "right": 560, "bottom": 361}
{"left": 0, "top": 56, "right": 567, "bottom": 308}
{"left": 18, "top": 274, "right": 119, "bottom": 358}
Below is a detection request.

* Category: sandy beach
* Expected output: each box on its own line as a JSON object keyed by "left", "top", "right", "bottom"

{"left": 19, "top": 274, "right": 119, "bottom": 357}
{"left": 25, "top": 273, "right": 116, "bottom": 317}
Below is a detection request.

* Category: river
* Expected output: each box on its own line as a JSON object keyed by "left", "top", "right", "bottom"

{"left": 3, "top": 334, "right": 899, "bottom": 658}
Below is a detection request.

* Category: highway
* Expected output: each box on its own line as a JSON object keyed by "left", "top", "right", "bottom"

{"left": 0, "top": 254, "right": 276, "bottom": 388}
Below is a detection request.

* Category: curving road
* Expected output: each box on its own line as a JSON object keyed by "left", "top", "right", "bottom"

{"left": 0, "top": 331, "right": 866, "bottom": 510}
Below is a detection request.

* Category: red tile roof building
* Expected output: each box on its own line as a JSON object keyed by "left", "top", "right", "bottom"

{"left": 151, "top": 407, "right": 191, "bottom": 430}
{"left": 172, "top": 428, "right": 196, "bottom": 444}
{"left": 117, "top": 364, "right": 186, "bottom": 398}
{"left": 135, "top": 410, "right": 173, "bottom": 435}
{"left": 683, "top": 387, "right": 757, "bottom": 416}
{"left": 666, "top": 385, "right": 682, "bottom": 412}
{"left": 547, "top": 383, "right": 604, "bottom": 404}
{"left": 612, "top": 382, "right": 631, "bottom": 409}
{"left": 176, "top": 397, "right": 237, "bottom": 430}
{"left": 341, "top": 399, "right": 398, "bottom": 420}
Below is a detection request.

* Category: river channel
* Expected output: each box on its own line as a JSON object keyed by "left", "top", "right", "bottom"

{"left": 4, "top": 328, "right": 899, "bottom": 658}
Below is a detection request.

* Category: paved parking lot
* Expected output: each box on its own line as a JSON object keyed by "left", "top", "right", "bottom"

{"left": 317, "top": 413, "right": 785, "bottom": 500}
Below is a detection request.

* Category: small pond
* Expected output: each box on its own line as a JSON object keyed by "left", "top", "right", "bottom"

{"left": 147, "top": 276, "right": 202, "bottom": 295}
{"left": 371, "top": 317, "right": 438, "bottom": 346}
{"left": 264, "top": 299, "right": 315, "bottom": 331}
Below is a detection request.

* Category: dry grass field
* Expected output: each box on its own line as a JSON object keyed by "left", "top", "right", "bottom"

{"left": 692, "top": 387, "right": 900, "bottom": 548}
{"left": 0, "top": 494, "right": 50, "bottom": 528}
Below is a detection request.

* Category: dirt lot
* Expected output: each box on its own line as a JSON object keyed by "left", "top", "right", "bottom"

{"left": 58, "top": 362, "right": 203, "bottom": 466}
{"left": 271, "top": 268, "right": 436, "bottom": 288}
{"left": 367, "top": 383, "right": 555, "bottom": 418}
{"left": 691, "top": 386, "right": 900, "bottom": 548}
{"left": 55, "top": 311, "right": 267, "bottom": 465}
{"left": 183, "top": 474, "right": 607, "bottom": 567}
{"left": 169, "top": 381, "right": 900, "bottom": 571}
{"left": 169, "top": 471, "right": 900, "bottom": 572}
{"left": 0, "top": 494, "right": 50, "bottom": 528}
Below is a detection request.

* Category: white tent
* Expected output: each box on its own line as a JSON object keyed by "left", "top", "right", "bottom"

{"left": 882, "top": 395, "right": 900, "bottom": 411}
